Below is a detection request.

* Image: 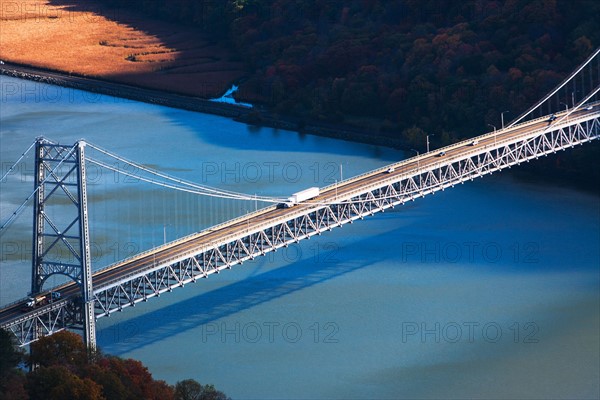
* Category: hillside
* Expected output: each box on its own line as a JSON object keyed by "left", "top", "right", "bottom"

{"left": 94, "top": 0, "right": 599, "bottom": 188}
{"left": 5, "top": 0, "right": 598, "bottom": 187}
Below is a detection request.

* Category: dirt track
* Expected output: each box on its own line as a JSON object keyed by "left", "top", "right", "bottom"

{"left": 0, "top": 61, "right": 251, "bottom": 116}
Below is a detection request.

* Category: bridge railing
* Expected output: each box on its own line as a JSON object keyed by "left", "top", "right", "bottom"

{"left": 376, "top": 102, "right": 600, "bottom": 179}
{"left": 0, "top": 282, "right": 72, "bottom": 312}
{"left": 92, "top": 103, "right": 600, "bottom": 280}
{"left": 2, "top": 298, "right": 71, "bottom": 327}
{"left": 453, "top": 109, "right": 600, "bottom": 161}
{"left": 93, "top": 202, "right": 279, "bottom": 276}
{"left": 330, "top": 109, "right": 600, "bottom": 201}
{"left": 320, "top": 108, "right": 560, "bottom": 191}
{"left": 0, "top": 297, "right": 31, "bottom": 311}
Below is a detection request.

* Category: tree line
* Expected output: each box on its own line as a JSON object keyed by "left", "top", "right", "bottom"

{"left": 0, "top": 329, "right": 229, "bottom": 400}
{"left": 95, "top": 0, "right": 600, "bottom": 187}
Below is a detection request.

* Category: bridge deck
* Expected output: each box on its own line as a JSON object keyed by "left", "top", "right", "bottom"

{"left": 1, "top": 105, "right": 599, "bottom": 339}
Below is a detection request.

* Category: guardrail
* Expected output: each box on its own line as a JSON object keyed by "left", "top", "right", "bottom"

{"left": 323, "top": 109, "right": 600, "bottom": 202}
{"left": 0, "top": 283, "right": 71, "bottom": 313}
{"left": 55, "top": 107, "right": 600, "bottom": 293}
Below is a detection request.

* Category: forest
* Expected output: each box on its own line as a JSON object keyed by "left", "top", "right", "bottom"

{"left": 99, "top": 0, "right": 600, "bottom": 185}
{"left": 0, "top": 329, "right": 230, "bottom": 400}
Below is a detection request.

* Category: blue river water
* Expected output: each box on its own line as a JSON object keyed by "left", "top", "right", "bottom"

{"left": 0, "top": 76, "right": 598, "bottom": 399}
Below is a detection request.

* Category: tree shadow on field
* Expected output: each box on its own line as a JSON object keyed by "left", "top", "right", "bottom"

{"left": 46, "top": 0, "right": 246, "bottom": 98}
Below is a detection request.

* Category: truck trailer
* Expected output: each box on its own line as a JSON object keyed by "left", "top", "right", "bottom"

{"left": 280, "top": 187, "right": 320, "bottom": 208}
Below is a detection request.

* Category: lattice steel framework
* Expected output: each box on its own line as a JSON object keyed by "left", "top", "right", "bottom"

{"left": 2, "top": 83, "right": 599, "bottom": 347}
{"left": 1, "top": 112, "right": 598, "bottom": 347}
{"left": 91, "top": 114, "right": 599, "bottom": 318}
{"left": 30, "top": 139, "right": 96, "bottom": 347}
{"left": 2, "top": 298, "right": 81, "bottom": 346}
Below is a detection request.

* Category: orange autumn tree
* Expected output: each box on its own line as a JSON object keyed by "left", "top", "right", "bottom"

{"left": 0, "top": 329, "right": 230, "bottom": 400}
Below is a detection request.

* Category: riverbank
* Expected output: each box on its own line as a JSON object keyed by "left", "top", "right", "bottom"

{"left": 0, "top": 0, "right": 246, "bottom": 98}
{"left": 3, "top": 62, "right": 599, "bottom": 196}
{"left": 0, "top": 62, "right": 405, "bottom": 148}
{"left": 0, "top": 0, "right": 403, "bottom": 148}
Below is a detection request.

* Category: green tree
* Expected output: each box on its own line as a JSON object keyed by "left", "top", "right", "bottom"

{"left": 0, "top": 328, "right": 27, "bottom": 400}
{"left": 96, "top": 356, "right": 174, "bottom": 400}
{"left": 0, "top": 374, "right": 28, "bottom": 400}
{"left": 82, "top": 364, "right": 129, "bottom": 400}
{"left": 401, "top": 125, "right": 427, "bottom": 150}
{"left": 174, "top": 379, "right": 231, "bottom": 400}
{"left": 197, "top": 384, "right": 231, "bottom": 400}
{"left": 175, "top": 379, "right": 203, "bottom": 400}
{"left": 0, "top": 329, "right": 24, "bottom": 379}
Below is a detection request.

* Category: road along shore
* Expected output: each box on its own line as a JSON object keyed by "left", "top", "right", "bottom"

{"left": 1, "top": 62, "right": 404, "bottom": 149}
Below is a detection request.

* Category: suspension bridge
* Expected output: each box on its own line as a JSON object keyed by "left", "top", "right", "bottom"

{"left": 1, "top": 48, "right": 599, "bottom": 348}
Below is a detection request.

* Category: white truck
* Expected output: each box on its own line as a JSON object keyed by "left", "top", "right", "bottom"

{"left": 280, "top": 187, "right": 320, "bottom": 208}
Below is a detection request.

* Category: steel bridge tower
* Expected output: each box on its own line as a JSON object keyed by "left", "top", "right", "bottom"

{"left": 31, "top": 138, "right": 95, "bottom": 348}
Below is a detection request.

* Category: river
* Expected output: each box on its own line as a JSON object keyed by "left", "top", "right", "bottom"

{"left": 0, "top": 76, "right": 598, "bottom": 399}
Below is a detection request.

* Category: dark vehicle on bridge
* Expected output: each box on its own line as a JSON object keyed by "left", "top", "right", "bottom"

{"left": 22, "top": 292, "right": 61, "bottom": 311}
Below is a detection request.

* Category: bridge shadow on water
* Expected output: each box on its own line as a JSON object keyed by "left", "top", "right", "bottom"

{"left": 97, "top": 225, "right": 393, "bottom": 355}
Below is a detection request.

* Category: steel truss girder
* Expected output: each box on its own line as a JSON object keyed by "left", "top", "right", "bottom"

{"left": 2, "top": 299, "right": 81, "bottom": 346}
{"left": 91, "top": 116, "right": 598, "bottom": 318}
{"left": 4, "top": 117, "right": 597, "bottom": 346}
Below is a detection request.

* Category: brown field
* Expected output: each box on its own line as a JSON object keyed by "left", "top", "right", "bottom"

{"left": 0, "top": 0, "right": 247, "bottom": 97}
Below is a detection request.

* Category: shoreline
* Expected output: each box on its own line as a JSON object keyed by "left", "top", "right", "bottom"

{"left": 0, "top": 62, "right": 405, "bottom": 149}
{"left": 2, "top": 62, "right": 597, "bottom": 195}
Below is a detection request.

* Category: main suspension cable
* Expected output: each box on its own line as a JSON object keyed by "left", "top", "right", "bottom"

{"left": 86, "top": 157, "right": 286, "bottom": 203}
{"left": 85, "top": 142, "right": 282, "bottom": 202}
{"left": 0, "top": 139, "right": 39, "bottom": 183}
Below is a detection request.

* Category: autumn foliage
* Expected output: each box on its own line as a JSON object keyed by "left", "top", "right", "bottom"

{"left": 100, "top": 0, "right": 599, "bottom": 143}
{"left": 3, "top": 0, "right": 598, "bottom": 184}
{"left": 101, "top": 0, "right": 599, "bottom": 186}
{"left": 0, "top": 329, "right": 229, "bottom": 400}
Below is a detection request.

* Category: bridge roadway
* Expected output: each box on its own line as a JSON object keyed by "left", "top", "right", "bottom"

{"left": 1, "top": 105, "right": 598, "bottom": 327}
